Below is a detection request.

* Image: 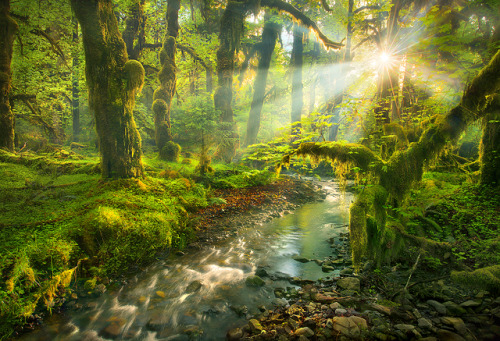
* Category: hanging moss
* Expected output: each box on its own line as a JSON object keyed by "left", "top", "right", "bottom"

{"left": 123, "top": 60, "right": 145, "bottom": 93}
{"left": 451, "top": 265, "right": 500, "bottom": 294}
{"left": 479, "top": 97, "right": 500, "bottom": 187}
{"left": 349, "top": 201, "right": 367, "bottom": 272}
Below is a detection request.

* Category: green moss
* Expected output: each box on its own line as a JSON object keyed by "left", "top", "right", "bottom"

{"left": 451, "top": 265, "right": 500, "bottom": 294}
{"left": 160, "top": 141, "right": 181, "bottom": 162}
{"left": 123, "top": 59, "right": 145, "bottom": 93}
{"left": 349, "top": 202, "right": 367, "bottom": 272}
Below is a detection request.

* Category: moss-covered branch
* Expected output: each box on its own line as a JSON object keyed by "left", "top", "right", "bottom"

{"left": 260, "top": 0, "right": 343, "bottom": 49}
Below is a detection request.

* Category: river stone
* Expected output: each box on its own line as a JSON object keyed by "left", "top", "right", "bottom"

{"left": 322, "top": 264, "right": 335, "bottom": 272}
{"left": 441, "top": 317, "right": 467, "bottom": 335}
{"left": 436, "top": 329, "right": 466, "bottom": 341}
{"left": 443, "top": 301, "right": 467, "bottom": 316}
{"left": 245, "top": 275, "right": 265, "bottom": 287}
{"left": 335, "top": 308, "right": 347, "bottom": 316}
{"left": 418, "top": 317, "right": 433, "bottom": 329}
{"left": 185, "top": 280, "right": 203, "bottom": 293}
{"left": 427, "top": 300, "right": 447, "bottom": 315}
{"left": 295, "top": 327, "right": 314, "bottom": 337}
{"left": 337, "top": 277, "right": 360, "bottom": 291}
{"left": 293, "top": 255, "right": 310, "bottom": 263}
{"left": 147, "top": 314, "right": 166, "bottom": 331}
{"left": 460, "top": 299, "right": 481, "bottom": 308}
{"left": 330, "top": 302, "right": 344, "bottom": 310}
{"left": 249, "top": 319, "right": 263, "bottom": 334}
{"left": 100, "top": 318, "right": 126, "bottom": 339}
{"left": 394, "top": 324, "right": 422, "bottom": 339}
{"left": 332, "top": 316, "right": 360, "bottom": 337}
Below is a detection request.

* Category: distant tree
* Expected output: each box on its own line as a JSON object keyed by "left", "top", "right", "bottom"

{"left": 71, "top": 0, "right": 144, "bottom": 178}
{"left": 0, "top": 0, "right": 17, "bottom": 151}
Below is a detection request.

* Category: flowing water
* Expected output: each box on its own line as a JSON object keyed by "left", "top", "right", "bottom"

{"left": 19, "top": 180, "right": 353, "bottom": 341}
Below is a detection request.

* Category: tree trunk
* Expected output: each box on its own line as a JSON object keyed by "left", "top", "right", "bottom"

{"left": 214, "top": 1, "right": 247, "bottom": 162}
{"left": 71, "top": 0, "right": 144, "bottom": 178}
{"left": 152, "top": 0, "right": 180, "bottom": 155}
{"left": 72, "top": 16, "right": 80, "bottom": 142}
{"left": 122, "top": 0, "right": 146, "bottom": 61}
{"left": 245, "top": 14, "right": 280, "bottom": 147}
{"left": 0, "top": 0, "right": 17, "bottom": 151}
{"left": 479, "top": 99, "right": 500, "bottom": 187}
{"left": 291, "top": 24, "right": 304, "bottom": 135}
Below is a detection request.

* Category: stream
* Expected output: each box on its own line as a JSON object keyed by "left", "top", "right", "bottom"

{"left": 19, "top": 180, "right": 353, "bottom": 341}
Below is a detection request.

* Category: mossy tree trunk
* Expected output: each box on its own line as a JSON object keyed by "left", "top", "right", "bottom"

{"left": 290, "top": 24, "right": 304, "bottom": 136}
{"left": 152, "top": 0, "right": 180, "bottom": 156}
{"left": 72, "top": 16, "right": 80, "bottom": 142}
{"left": 214, "top": 0, "right": 248, "bottom": 162}
{"left": 71, "top": 0, "right": 144, "bottom": 178}
{"left": 245, "top": 13, "right": 280, "bottom": 147}
{"left": 479, "top": 98, "right": 500, "bottom": 187}
{"left": 0, "top": 0, "right": 17, "bottom": 151}
{"left": 122, "top": 0, "right": 146, "bottom": 61}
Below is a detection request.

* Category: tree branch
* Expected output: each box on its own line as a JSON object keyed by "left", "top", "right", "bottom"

{"left": 260, "top": 0, "right": 343, "bottom": 49}
{"left": 176, "top": 43, "right": 213, "bottom": 72}
{"left": 30, "top": 28, "right": 67, "bottom": 65}
{"left": 354, "top": 5, "right": 380, "bottom": 14}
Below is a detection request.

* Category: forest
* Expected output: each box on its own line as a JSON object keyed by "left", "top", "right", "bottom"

{"left": 0, "top": 0, "right": 499, "bottom": 339}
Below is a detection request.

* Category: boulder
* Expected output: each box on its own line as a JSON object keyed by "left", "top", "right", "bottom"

{"left": 245, "top": 275, "right": 265, "bottom": 287}
{"left": 337, "top": 277, "right": 360, "bottom": 291}
{"left": 332, "top": 316, "right": 360, "bottom": 338}
{"left": 249, "top": 319, "right": 263, "bottom": 334}
{"left": 294, "top": 327, "right": 314, "bottom": 338}
{"left": 185, "top": 280, "right": 203, "bottom": 293}
{"left": 427, "top": 300, "right": 447, "bottom": 315}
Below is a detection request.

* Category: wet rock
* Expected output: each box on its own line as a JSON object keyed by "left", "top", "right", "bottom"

{"left": 230, "top": 305, "right": 248, "bottom": 317}
{"left": 272, "top": 298, "right": 288, "bottom": 306}
{"left": 340, "top": 268, "right": 353, "bottom": 275}
{"left": 255, "top": 266, "right": 268, "bottom": 278}
{"left": 436, "top": 329, "right": 466, "bottom": 341}
{"left": 460, "top": 300, "right": 481, "bottom": 308}
{"left": 185, "top": 280, "right": 203, "bottom": 293}
{"left": 322, "top": 264, "right": 335, "bottom": 272}
{"left": 369, "top": 303, "right": 392, "bottom": 316}
{"left": 94, "top": 284, "right": 106, "bottom": 295}
{"left": 249, "top": 319, "right": 263, "bottom": 334}
{"left": 245, "top": 275, "right": 265, "bottom": 287}
{"left": 292, "top": 255, "right": 310, "bottom": 263}
{"left": 335, "top": 308, "right": 347, "bottom": 316}
{"left": 418, "top": 317, "right": 433, "bottom": 329}
{"left": 330, "top": 302, "right": 344, "bottom": 310}
{"left": 226, "top": 327, "right": 243, "bottom": 340}
{"left": 443, "top": 301, "right": 466, "bottom": 316}
{"left": 294, "top": 327, "right": 314, "bottom": 338}
{"left": 100, "top": 319, "right": 126, "bottom": 339}
{"left": 147, "top": 314, "right": 166, "bottom": 331}
{"left": 274, "top": 287, "right": 285, "bottom": 298}
{"left": 337, "top": 277, "right": 360, "bottom": 291}
{"left": 440, "top": 317, "right": 467, "bottom": 335}
{"left": 394, "top": 324, "right": 421, "bottom": 338}
{"left": 332, "top": 316, "right": 361, "bottom": 338}
{"left": 427, "top": 300, "right": 447, "bottom": 315}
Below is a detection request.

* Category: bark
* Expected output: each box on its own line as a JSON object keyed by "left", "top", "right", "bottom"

{"left": 122, "top": 0, "right": 146, "bottom": 61}
{"left": 245, "top": 15, "right": 280, "bottom": 146}
{"left": 291, "top": 24, "right": 304, "bottom": 134}
{"left": 479, "top": 96, "right": 500, "bottom": 187}
{"left": 0, "top": 0, "right": 17, "bottom": 151}
{"left": 214, "top": 1, "right": 249, "bottom": 162}
{"left": 176, "top": 43, "right": 213, "bottom": 93}
{"left": 71, "top": 0, "right": 144, "bottom": 178}
{"left": 153, "top": 0, "right": 180, "bottom": 155}
{"left": 72, "top": 16, "right": 80, "bottom": 142}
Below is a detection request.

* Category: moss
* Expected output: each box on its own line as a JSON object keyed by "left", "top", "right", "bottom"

{"left": 123, "top": 59, "right": 145, "bottom": 93}
{"left": 451, "top": 265, "right": 500, "bottom": 294}
{"left": 349, "top": 202, "right": 367, "bottom": 272}
{"left": 479, "top": 107, "right": 500, "bottom": 187}
{"left": 160, "top": 141, "right": 181, "bottom": 162}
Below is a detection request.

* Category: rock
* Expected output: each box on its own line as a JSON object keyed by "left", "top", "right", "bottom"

{"left": 249, "top": 319, "right": 263, "bottom": 334}
{"left": 349, "top": 316, "right": 368, "bottom": 329}
{"left": 394, "top": 324, "right": 422, "bottom": 339}
{"left": 230, "top": 305, "right": 248, "bottom": 317}
{"left": 369, "top": 303, "right": 392, "bottom": 316}
{"left": 245, "top": 275, "right": 265, "bottom": 287}
{"left": 292, "top": 255, "right": 310, "bottom": 263}
{"left": 255, "top": 267, "right": 268, "bottom": 278}
{"left": 427, "top": 300, "right": 447, "bottom": 315}
{"left": 460, "top": 300, "right": 481, "bottom": 308}
{"left": 330, "top": 302, "right": 344, "bottom": 310}
{"left": 418, "top": 317, "right": 433, "bottom": 329}
{"left": 295, "top": 327, "right": 314, "bottom": 338}
{"left": 337, "top": 277, "right": 360, "bottom": 291}
{"left": 156, "top": 291, "right": 166, "bottom": 298}
{"left": 340, "top": 268, "right": 353, "bottom": 275}
{"left": 440, "top": 317, "right": 467, "bottom": 335}
{"left": 332, "top": 316, "right": 360, "bottom": 338}
{"left": 322, "top": 264, "right": 335, "bottom": 272}
{"left": 335, "top": 308, "right": 347, "bottom": 316}
{"left": 185, "top": 280, "right": 203, "bottom": 293}
{"left": 100, "top": 318, "right": 126, "bottom": 339}
{"left": 436, "top": 329, "right": 466, "bottom": 341}
{"left": 420, "top": 338, "right": 438, "bottom": 341}
{"left": 147, "top": 314, "right": 166, "bottom": 331}
{"left": 443, "top": 301, "right": 467, "bottom": 316}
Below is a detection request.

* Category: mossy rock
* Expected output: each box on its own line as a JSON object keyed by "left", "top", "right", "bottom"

{"left": 159, "top": 141, "right": 181, "bottom": 162}
{"left": 451, "top": 265, "right": 500, "bottom": 294}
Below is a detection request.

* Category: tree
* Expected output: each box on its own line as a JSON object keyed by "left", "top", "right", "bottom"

{"left": 152, "top": 0, "right": 181, "bottom": 158}
{"left": 0, "top": 0, "right": 17, "bottom": 151}
{"left": 290, "top": 23, "right": 304, "bottom": 134}
{"left": 245, "top": 13, "right": 280, "bottom": 146}
{"left": 71, "top": 0, "right": 144, "bottom": 178}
